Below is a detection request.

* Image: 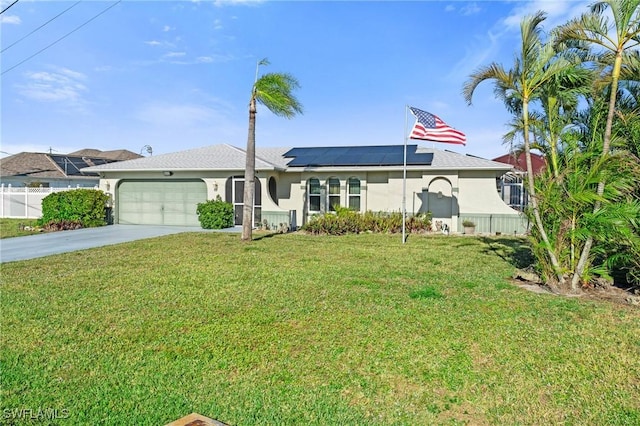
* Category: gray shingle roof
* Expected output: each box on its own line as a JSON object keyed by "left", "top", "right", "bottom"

{"left": 417, "top": 147, "right": 513, "bottom": 170}
{"left": 81, "top": 143, "right": 512, "bottom": 173}
{"left": 68, "top": 149, "right": 142, "bottom": 161}
{"left": 82, "top": 144, "right": 289, "bottom": 172}
{"left": 1, "top": 149, "right": 144, "bottom": 179}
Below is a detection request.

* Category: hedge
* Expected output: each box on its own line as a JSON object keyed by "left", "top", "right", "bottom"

{"left": 38, "top": 189, "right": 109, "bottom": 228}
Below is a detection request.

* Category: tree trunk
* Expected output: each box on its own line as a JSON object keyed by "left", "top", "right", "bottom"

{"left": 523, "top": 99, "right": 566, "bottom": 286}
{"left": 242, "top": 97, "right": 257, "bottom": 241}
{"left": 570, "top": 51, "right": 623, "bottom": 289}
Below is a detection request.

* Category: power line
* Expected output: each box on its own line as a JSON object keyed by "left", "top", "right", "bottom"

{"left": 1, "top": 0, "right": 121, "bottom": 76}
{"left": 2, "top": 1, "right": 83, "bottom": 53}
{"left": 0, "top": 0, "right": 19, "bottom": 15}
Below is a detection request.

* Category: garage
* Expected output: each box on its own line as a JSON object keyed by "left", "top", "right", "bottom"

{"left": 117, "top": 179, "right": 207, "bottom": 226}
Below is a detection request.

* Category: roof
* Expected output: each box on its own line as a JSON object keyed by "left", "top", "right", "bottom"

{"left": 68, "top": 149, "right": 142, "bottom": 161}
{"left": 82, "top": 144, "right": 289, "bottom": 172}
{"left": 422, "top": 148, "right": 513, "bottom": 170}
{"left": 1, "top": 150, "right": 143, "bottom": 180}
{"left": 82, "top": 143, "right": 513, "bottom": 173}
{"left": 492, "top": 152, "right": 546, "bottom": 174}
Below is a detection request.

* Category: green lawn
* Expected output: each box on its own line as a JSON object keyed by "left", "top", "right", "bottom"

{"left": 0, "top": 218, "right": 40, "bottom": 239}
{"left": 1, "top": 233, "right": 638, "bottom": 425}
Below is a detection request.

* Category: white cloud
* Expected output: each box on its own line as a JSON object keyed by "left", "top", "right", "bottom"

{"left": 196, "top": 56, "right": 214, "bottom": 63}
{"left": 213, "top": 18, "right": 223, "bottom": 30}
{"left": 162, "top": 25, "right": 174, "bottom": 32}
{"left": 17, "top": 68, "right": 88, "bottom": 106}
{"left": 164, "top": 51, "right": 187, "bottom": 58}
{"left": 502, "top": 0, "right": 590, "bottom": 31}
{"left": 144, "top": 40, "right": 177, "bottom": 49}
{"left": 445, "top": 5, "right": 455, "bottom": 13}
{"left": 448, "top": 0, "right": 591, "bottom": 82}
{"left": 0, "top": 15, "right": 21, "bottom": 24}
{"left": 461, "top": 2, "right": 481, "bottom": 16}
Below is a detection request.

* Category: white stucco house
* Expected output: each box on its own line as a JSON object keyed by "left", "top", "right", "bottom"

{"left": 82, "top": 143, "right": 529, "bottom": 234}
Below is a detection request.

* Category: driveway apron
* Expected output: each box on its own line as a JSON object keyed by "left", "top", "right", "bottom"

{"left": 0, "top": 225, "right": 237, "bottom": 263}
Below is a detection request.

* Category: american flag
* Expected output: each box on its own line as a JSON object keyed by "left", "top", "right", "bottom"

{"left": 409, "top": 107, "right": 466, "bottom": 145}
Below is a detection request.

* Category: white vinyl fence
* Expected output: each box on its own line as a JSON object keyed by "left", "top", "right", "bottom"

{"left": 0, "top": 185, "right": 99, "bottom": 219}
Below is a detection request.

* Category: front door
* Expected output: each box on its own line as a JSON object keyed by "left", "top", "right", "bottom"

{"left": 227, "top": 176, "right": 262, "bottom": 226}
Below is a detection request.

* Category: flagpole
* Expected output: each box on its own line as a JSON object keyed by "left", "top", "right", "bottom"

{"left": 402, "top": 105, "right": 408, "bottom": 244}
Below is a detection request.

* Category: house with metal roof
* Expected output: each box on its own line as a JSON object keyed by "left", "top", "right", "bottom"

{"left": 82, "top": 143, "right": 528, "bottom": 234}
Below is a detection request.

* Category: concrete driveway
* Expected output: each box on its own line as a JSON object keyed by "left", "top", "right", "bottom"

{"left": 0, "top": 224, "right": 239, "bottom": 263}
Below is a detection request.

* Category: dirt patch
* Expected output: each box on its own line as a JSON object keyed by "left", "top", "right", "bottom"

{"left": 511, "top": 276, "right": 640, "bottom": 308}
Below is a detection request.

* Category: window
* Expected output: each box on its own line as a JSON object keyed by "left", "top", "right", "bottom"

{"left": 347, "top": 177, "right": 361, "bottom": 211}
{"left": 308, "top": 178, "right": 321, "bottom": 212}
{"left": 268, "top": 177, "right": 278, "bottom": 206}
{"left": 327, "top": 178, "right": 340, "bottom": 211}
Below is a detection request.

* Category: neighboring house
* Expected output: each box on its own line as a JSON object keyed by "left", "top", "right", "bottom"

{"left": 83, "top": 143, "right": 529, "bottom": 234}
{"left": 492, "top": 152, "right": 547, "bottom": 211}
{"left": 0, "top": 149, "right": 142, "bottom": 188}
{"left": 493, "top": 151, "right": 546, "bottom": 174}
{"left": 0, "top": 149, "right": 143, "bottom": 219}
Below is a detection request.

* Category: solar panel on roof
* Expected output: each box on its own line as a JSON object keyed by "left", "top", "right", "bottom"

{"left": 284, "top": 145, "right": 433, "bottom": 167}
{"left": 49, "top": 155, "right": 105, "bottom": 176}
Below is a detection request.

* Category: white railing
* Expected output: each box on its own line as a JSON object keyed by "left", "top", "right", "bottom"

{"left": 0, "top": 184, "right": 99, "bottom": 219}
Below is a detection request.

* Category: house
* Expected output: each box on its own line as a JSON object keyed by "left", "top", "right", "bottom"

{"left": 492, "top": 151, "right": 547, "bottom": 211}
{"left": 0, "top": 149, "right": 142, "bottom": 188}
{"left": 82, "top": 143, "right": 529, "bottom": 234}
{"left": 492, "top": 151, "right": 546, "bottom": 174}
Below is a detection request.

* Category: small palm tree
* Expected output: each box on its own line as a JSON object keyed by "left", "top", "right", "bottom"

{"left": 242, "top": 59, "right": 303, "bottom": 241}
{"left": 463, "top": 11, "right": 579, "bottom": 287}
{"left": 554, "top": 0, "right": 640, "bottom": 287}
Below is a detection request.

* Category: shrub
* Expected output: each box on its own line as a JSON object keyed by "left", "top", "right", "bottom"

{"left": 302, "top": 208, "right": 432, "bottom": 236}
{"left": 196, "top": 196, "right": 234, "bottom": 229}
{"left": 39, "top": 189, "right": 109, "bottom": 228}
{"left": 462, "top": 220, "right": 476, "bottom": 227}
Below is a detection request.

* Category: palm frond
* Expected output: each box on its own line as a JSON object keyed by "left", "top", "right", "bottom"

{"left": 254, "top": 73, "right": 303, "bottom": 118}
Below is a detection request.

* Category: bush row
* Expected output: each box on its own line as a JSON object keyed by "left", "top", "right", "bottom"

{"left": 302, "top": 208, "right": 432, "bottom": 235}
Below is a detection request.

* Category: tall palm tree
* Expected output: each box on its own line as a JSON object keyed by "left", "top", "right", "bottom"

{"left": 554, "top": 0, "right": 640, "bottom": 287}
{"left": 463, "top": 11, "right": 580, "bottom": 287}
{"left": 242, "top": 59, "right": 303, "bottom": 241}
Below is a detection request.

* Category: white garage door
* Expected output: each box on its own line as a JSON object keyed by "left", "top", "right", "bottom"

{"left": 117, "top": 180, "right": 207, "bottom": 226}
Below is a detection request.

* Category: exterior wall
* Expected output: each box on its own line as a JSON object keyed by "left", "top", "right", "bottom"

{"left": 279, "top": 169, "right": 465, "bottom": 229}
{"left": 457, "top": 170, "right": 519, "bottom": 214}
{"left": 98, "top": 167, "right": 522, "bottom": 234}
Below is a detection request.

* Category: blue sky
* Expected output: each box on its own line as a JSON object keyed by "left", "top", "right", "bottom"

{"left": 1, "top": 0, "right": 591, "bottom": 159}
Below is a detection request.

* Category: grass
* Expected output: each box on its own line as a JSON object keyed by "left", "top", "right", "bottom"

{"left": 0, "top": 218, "right": 39, "bottom": 239}
{"left": 1, "top": 233, "right": 639, "bottom": 425}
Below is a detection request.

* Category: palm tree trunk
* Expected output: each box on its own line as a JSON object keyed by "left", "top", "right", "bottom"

{"left": 242, "top": 97, "right": 257, "bottom": 241}
{"left": 570, "top": 51, "right": 623, "bottom": 289}
{"left": 523, "top": 100, "right": 566, "bottom": 287}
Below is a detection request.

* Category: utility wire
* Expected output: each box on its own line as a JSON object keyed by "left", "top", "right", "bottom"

{"left": 1, "top": 0, "right": 121, "bottom": 76}
{"left": 2, "top": 1, "right": 82, "bottom": 53}
{"left": 0, "top": 0, "right": 19, "bottom": 15}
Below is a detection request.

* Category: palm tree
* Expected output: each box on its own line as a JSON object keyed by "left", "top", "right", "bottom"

{"left": 242, "top": 59, "right": 303, "bottom": 241}
{"left": 554, "top": 0, "right": 640, "bottom": 288}
{"left": 463, "top": 11, "right": 581, "bottom": 287}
